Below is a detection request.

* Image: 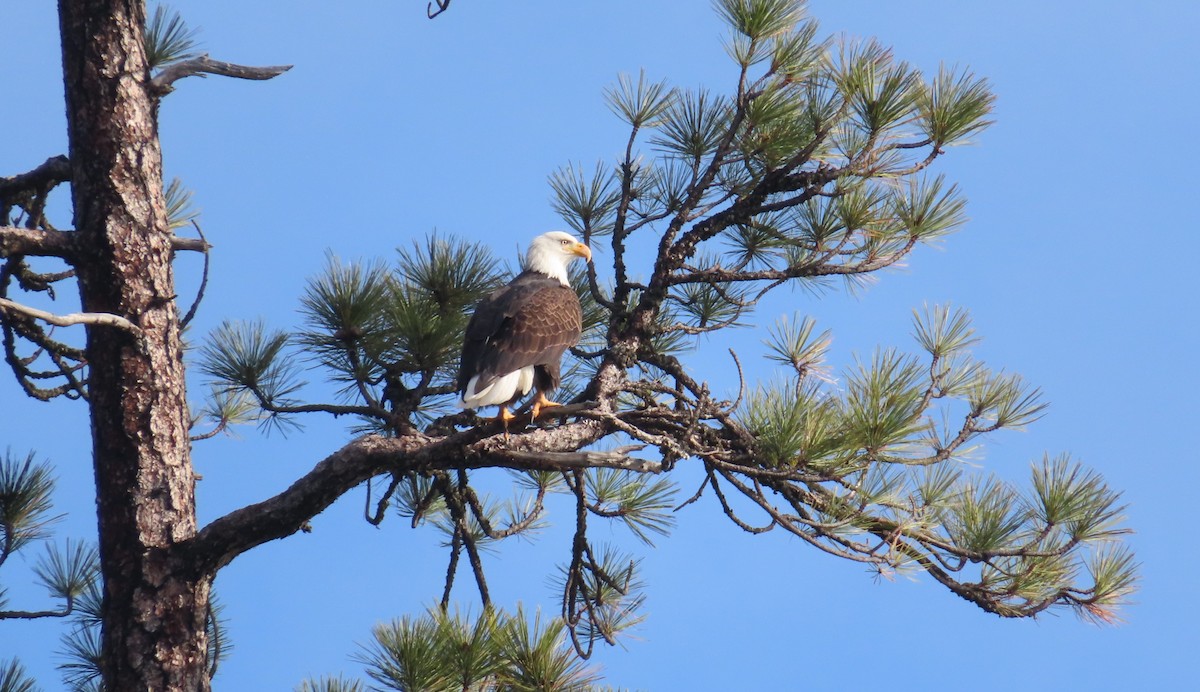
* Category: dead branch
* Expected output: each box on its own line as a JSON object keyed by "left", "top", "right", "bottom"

{"left": 0, "top": 155, "right": 70, "bottom": 197}
{"left": 0, "top": 297, "right": 141, "bottom": 336}
{"left": 150, "top": 55, "right": 293, "bottom": 95}
{"left": 0, "top": 226, "right": 209, "bottom": 259}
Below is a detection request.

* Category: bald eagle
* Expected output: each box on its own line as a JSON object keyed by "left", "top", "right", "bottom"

{"left": 457, "top": 231, "right": 592, "bottom": 427}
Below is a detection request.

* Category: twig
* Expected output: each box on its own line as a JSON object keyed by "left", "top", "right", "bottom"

{"left": 0, "top": 297, "right": 141, "bottom": 336}
{"left": 441, "top": 527, "right": 461, "bottom": 610}
{"left": 673, "top": 473, "right": 709, "bottom": 511}
{"left": 179, "top": 219, "right": 210, "bottom": 328}
{"left": 726, "top": 348, "right": 746, "bottom": 411}
{"left": 150, "top": 55, "right": 293, "bottom": 95}
{"left": 0, "top": 606, "right": 72, "bottom": 620}
{"left": 365, "top": 473, "right": 404, "bottom": 526}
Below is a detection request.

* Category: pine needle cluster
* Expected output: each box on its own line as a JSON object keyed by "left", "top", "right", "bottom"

{"left": 345, "top": 606, "right": 603, "bottom": 692}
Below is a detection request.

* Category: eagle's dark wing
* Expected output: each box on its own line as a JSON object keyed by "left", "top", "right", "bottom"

{"left": 457, "top": 272, "right": 582, "bottom": 396}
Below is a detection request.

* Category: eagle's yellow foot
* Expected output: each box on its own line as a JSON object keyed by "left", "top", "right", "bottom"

{"left": 485, "top": 407, "right": 519, "bottom": 438}
{"left": 530, "top": 393, "right": 563, "bottom": 420}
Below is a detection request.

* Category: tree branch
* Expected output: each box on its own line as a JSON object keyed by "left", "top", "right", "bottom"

{"left": 0, "top": 226, "right": 209, "bottom": 258}
{"left": 150, "top": 55, "right": 293, "bottom": 96}
{"left": 0, "top": 227, "right": 78, "bottom": 259}
{"left": 0, "top": 606, "right": 72, "bottom": 620}
{"left": 186, "top": 419, "right": 610, "bottom": 575}
{"left": 502, "top": 445, "right": 657, "bottom": 472}
{"left": 0, "top": 297, "right": 142, "bottom": 336}
{"left": 0, "top": 155, "right": 71, "bottom": 198}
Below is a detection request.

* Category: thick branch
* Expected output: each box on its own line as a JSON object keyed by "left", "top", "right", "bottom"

{"left": 502, "top": 445, "right": 657, "bottom": 472}
{"left": 0, "top": 227, "right": 78, "bottom": 259}
{"left": 0, "top": 227, "right": 209, "bottom": 258}
{"left": 187, "top": 420, "right": 609, "bottom": 575}
{"left": 0, "top": 155, "right": 71, "bottom": 197}
{"left": 150, "top": 55, "right": 293, "bottom": 95}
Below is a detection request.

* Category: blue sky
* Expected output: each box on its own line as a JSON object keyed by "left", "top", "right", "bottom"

{"left": 3, "top": 1, "right": 1199, "bottom": 689}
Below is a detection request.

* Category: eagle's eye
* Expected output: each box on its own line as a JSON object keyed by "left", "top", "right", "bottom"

{"left": 560, "top": 239, "right": 570, "bottom": 247}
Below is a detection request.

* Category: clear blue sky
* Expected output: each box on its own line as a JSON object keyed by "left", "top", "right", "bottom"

{"left": 3, "top": 1, "right": 1198, "bottom": 689}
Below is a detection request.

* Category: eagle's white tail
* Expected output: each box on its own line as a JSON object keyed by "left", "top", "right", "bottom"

{"left": 458, "top": 366, "right": 535, "bottom": 409}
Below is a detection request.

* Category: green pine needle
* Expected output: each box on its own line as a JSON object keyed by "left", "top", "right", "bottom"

{"left": 32, "top": 540, "right": 98, "bottom": 603}
{"left": 672, "top": 279, "right": 748, "bottom": 331}
{"left": 586, "top": 468, "right": 677, "bottom": 545}
{"left": 294, "top": 676, "right": 365, "bottom": 692}
{"left": 396, "top": 234, "right": 504, "bottom": 312}
{"left": 549, "top": 162, "right": 620, "bottom": 238}
{"left": 1082, "top": 545, "right": 1139, "bottom": 623}
{"left": 144, "top": 4, "right": 200, "bottom": 70}
{"left": 430, "top": 608, "right": 504, "bottom": 687}
{"left": 358, "top": 614, "right": 456, "bottom": 692}
{"left": 715, "top": 0, "right": 806, "bottom": 42}
{"left": 495, "top": 606, "right": 601, "bottom": 690}
{"left": 394, "top": 475, "right": 446, "bottom": 524}
{"left": 196, "top": 387, "right": 262, "bottom": 432}
{"left": 56, "top": 625, "right": 103, "bottom": 691}
{"left": 944, "top": 476, "right": 1024, "bottom": 555}
{"left": 740, "top": 379, "right": 845, "bottom": 470}
{"left": 358, "top": 606, "right": 604, "bottom": 691}
{"left": 603, "top": 69, "right": 675, "bottom": 129}
{"left": 1029, "top": 454, "right": 1124, "bottom": 532}
{"left": 919, "top": 64, "right": 996, "bottom": 146}
{"left": 764, "top": 314, "right": 833, "bottom": 382}
{"left": 199, "top": 320, "right": 303, "bottom": 424}
{"left": 721, "top": 216, "right": 788, "bottom": 270}
{"left": 911, "top": 303, "right": 978, "bottom": 358}
{"left": 844, "top": 348, "right": 927, "bottom": 453}
{"left": 969, "top": 371, "right": 1048, "bottom": 430}
{"left": 892, "top": 174, "right": 967, "bottom": 241}
{"left": 557, "top": 545, "right": 647, "bottom": 646}
{"left": 851, "top": 60, "right": 922, "bottom": 135}
{"left": 649, "top": 88, "right": 729, "bottom": 162}
{"left": 915, "top": 463, "right": 962, "bottom": 509}
{"left": 163, "top": 177, "right": 199, "bottom": 231}
{"left": 0, "top": 449, "right": 58, "bottom": 559}
{"left": 0, "top": 658, "right": 39, "bottom": 692}
{"left": 299, "top": 256, "right": 391, "bottom": 349}
{"left": 770, "top": 18, "right": 825, "bottom": 79}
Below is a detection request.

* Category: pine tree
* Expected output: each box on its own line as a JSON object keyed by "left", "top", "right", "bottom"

{"left": 0, "top": 1, "right": 1137, "bottom": 688}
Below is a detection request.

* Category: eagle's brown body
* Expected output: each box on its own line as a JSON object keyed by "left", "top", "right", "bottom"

{"left": 456, "top": 270, "right": 582, "bottom": 408}
{"left": 456, "top": 231, "right": 591, "bottom": 424}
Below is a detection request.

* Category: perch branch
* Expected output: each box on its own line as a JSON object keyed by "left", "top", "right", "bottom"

{"left": 502, "top": 445, "right": 658, "bottom": 472}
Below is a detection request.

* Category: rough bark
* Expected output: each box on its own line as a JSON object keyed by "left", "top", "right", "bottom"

{"left": 58, "top": 0, "right": 210, "bottom": 689}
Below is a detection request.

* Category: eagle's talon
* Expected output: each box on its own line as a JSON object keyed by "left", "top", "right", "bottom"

{"left": 488, "top": 407, "right": 519, "bottom": 439}
{"left": 530, "top": 394, "right": 563, "bottom": 420}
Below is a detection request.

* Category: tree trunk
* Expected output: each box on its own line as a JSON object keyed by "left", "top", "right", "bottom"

{"left": 58, "top": 0, "right": 210, "bottom": 689}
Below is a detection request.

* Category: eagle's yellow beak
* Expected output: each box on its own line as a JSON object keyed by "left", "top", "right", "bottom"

{"left": 572, "top": 242, "right": 592, "bottom": 263}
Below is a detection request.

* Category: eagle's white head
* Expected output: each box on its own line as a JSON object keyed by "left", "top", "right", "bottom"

{"left": 524, "top": 231, "right": 592, "bottom": 286}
